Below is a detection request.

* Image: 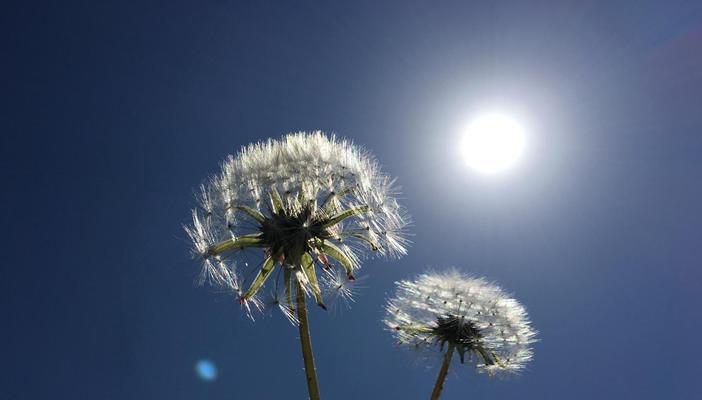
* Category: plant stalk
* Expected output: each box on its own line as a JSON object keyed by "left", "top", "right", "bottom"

{"left": 430, "top": 344, "right": 455, "bottom": 400}
{"left": 296, "top": 281, "right": 321, "bottom": 400}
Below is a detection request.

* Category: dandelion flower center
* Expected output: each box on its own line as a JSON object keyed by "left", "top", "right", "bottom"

{"left": 434, "top": 315, "right": 481, "bottom": 349}
{"left": 260, "top": 205, "right": 332, "bottom": 264}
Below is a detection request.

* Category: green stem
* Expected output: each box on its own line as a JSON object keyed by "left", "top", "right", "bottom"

{"left": 296, "top": 281, "right": 321, "bottom": 400}
{"left": 430, "top": 344, "right": 454, "bottom": 400}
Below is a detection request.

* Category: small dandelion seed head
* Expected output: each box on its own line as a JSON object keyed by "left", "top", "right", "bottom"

{"left": 186, "top": 132, "right": 410, "bottom": 322}
{"left": 383, "top": 269, "right": 537, "bottom": 375}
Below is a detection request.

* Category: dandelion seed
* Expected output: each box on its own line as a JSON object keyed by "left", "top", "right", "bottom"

{"left": 383, "top": 269, "right": 537, "bottom": 399}
{"left": 321, "top": 268, "right": 367, "bottom": 312}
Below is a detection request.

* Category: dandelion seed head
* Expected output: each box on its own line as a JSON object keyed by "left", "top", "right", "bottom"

{"left": 383, "top": 269, "right": 537, "bottom": 375}
{"left": 187, "top": 131, "right": 410, "bottom": 320}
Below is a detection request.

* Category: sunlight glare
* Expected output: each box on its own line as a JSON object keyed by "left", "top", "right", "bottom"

{"left": 461, "top": 114, "right": 526, "bottom": 174}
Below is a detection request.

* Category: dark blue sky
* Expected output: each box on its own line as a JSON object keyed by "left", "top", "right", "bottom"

{"left": 3, "top": 1, "right": 702, "bottom": 399}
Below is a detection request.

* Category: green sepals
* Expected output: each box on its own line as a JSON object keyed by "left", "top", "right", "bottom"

{"left": 284, "top": 267, "right": 293, "bottom": 310}
{"left": 313, "top": 239, "right": 356, "bottom": 278}
{"left": 457, "top": 345, "right": 466, "bottom": 364}
{"left": 489, "top": 350, "right": 506, "bottom": 368}
{"left": 269, "top": 188, "right": 284, "bottom": 214}
{"left": 475, "top": 347, "right": 502, "bottom": 367}
{"left": 395, "top": 324, "right": 434, "bottom": 334}
{"left": 208, "top": 234, "right": 265, "bottom": 255}
{"left": 344, "top": 232, "right": 381, "bottom": 251}
{"left": 235, "top": 205, "right": 265, "bottom": 223}
{"left": 323, "top": 205, "right": 370, "bottom": 228}
{"left": 241, "top": 253, "right": 278, "bottom": 301}
{"left": 301, "top": 252, "right": 326, "bottom": 309}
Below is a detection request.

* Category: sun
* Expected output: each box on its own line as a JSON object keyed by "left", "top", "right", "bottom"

{"left": 460, "top": 114, "right": 526, "bottom": 174}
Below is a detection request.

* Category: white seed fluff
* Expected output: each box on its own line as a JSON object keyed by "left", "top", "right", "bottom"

{"left": 384, "top": 270, "right": 537, "bottom": 375}
{"left": 185, "top": 131, "right": 410, "bottom": 315}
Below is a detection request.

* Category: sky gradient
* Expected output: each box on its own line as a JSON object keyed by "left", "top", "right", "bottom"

{"left": 3, "top": 1, "right": 702, "bottom": 399}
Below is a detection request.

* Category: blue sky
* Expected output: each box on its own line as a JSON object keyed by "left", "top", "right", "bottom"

{"left": 3, "top": 1, "right": 702, "bottom": 399}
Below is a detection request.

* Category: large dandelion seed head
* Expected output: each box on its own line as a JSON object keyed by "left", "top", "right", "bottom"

{"left": 384, "top": 270, "right": 537, "bottom": 375}
{"left": 185, "top": 131, "right": 410, "bottom": 319}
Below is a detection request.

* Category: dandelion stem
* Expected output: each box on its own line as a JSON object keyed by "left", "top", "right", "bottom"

{"left": 296, "top": 280, "right": 321, "bottom": 400}
{"left": 430, "top": 344, "right": 455, "bottom": 400}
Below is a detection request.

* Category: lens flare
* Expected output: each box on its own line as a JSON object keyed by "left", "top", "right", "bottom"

{"left": 195, "top": 359, "right": 218, "bottom": 381}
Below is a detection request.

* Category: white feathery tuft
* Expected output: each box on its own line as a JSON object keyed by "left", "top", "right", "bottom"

{"left": 321, "top": 268, "right": 366, "bottom": 311}
{"left": 187, "top": 131, "right": 410, "bottom": 320}
{"left": 384, "top": 269, "right": 537, "bottom": 375}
